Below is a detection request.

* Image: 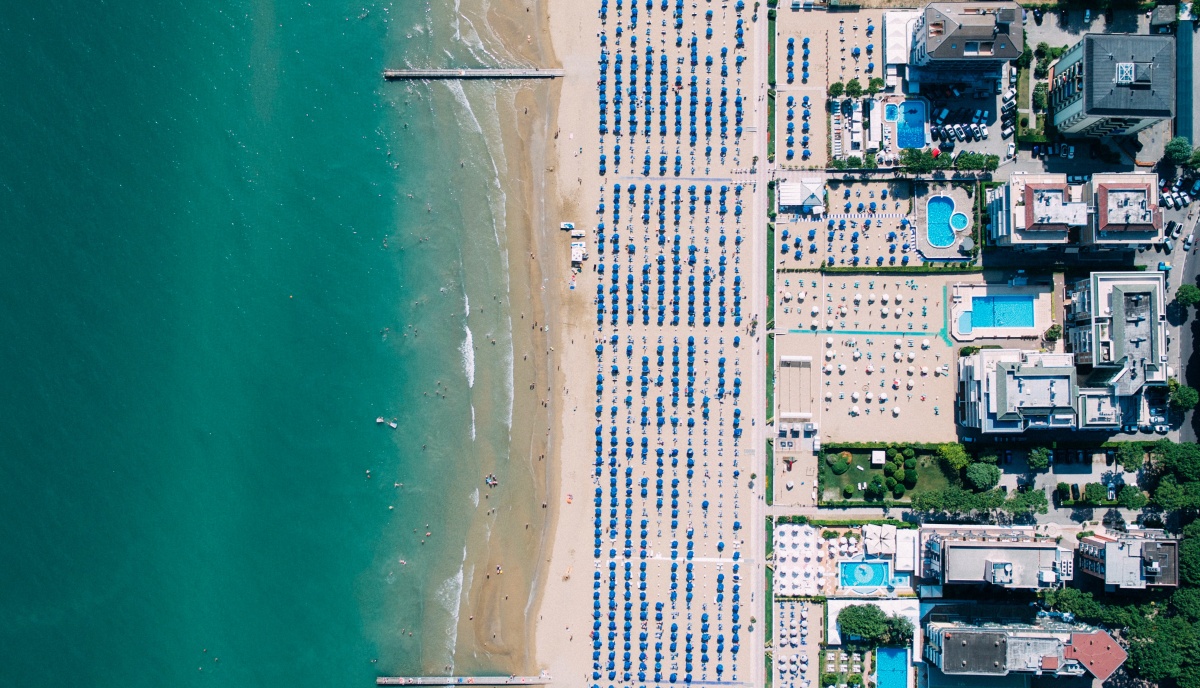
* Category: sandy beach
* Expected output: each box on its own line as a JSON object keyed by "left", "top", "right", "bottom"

{"left": 533, "top": 0, "right": 767, "bottom": 686}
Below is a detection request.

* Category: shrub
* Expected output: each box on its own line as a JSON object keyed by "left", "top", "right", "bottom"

{"left": 887, "top": 448, "right": 900, "bottom": 460}
{"left": 1165, "top": 136, "right": 1193, "bottom": 166}
{"left": 892, "top": 484, "right": 906, "bottom": 498}
{"left": 1057, "top": 482, "right": 1070, "bottom": 498}
{"left": 893, "top": 468, "right": 906, "bottom": 484}
{"left": 843, "top": 486, "right": 855, "bottom": 499}
{"left": 883, "top": 462, "right": 897, "bottom": 477}
{"left": 903, "top": 458, "right": 917, "bottom": 470}
{"left": 903, "top": 448, "right": 915, "bottom": 459}
{"left": 823, "top": 673, "right": 839, "bottom": 687}
{"left": 831, "top": 459, "right": 851, "bottom": 475}
{"left": 903, "top": 474, "right": 918, "bottom": 490}
{"left": 1044, "top": 324, "right": 1062, "bottom": 341}
{"left": 826, "top": 453, "right": 842, "bottom": 466}
{"left": 885, "top": 476, "right": 897, "bottom": 490}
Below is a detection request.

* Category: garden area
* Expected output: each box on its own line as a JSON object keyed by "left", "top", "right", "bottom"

{"left": 818, "top": 444, "right": 951, "bottom": 505}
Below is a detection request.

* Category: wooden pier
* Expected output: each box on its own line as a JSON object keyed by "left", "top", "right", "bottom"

{"left": 376, "top": 675, "right": 550, "bottom": 686}
{"left": 382, "top": 68, "right": 564, "bottom": 80}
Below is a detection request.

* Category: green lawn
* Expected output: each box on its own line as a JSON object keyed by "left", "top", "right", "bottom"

{"left": 819, "top": 450, "right": 951, "bottom": 503}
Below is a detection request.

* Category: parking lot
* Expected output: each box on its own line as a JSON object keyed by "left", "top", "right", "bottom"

{"left": 922, "top": 78, "right": 1014, "bottom": 164}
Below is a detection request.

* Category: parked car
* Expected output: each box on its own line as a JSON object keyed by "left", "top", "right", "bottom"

{"left": 1105, "top": 449, "right": 1115, "bottom": 466}
{"left": 1184, "top": 234, "right": 1194, "bottom": 251}
{"left": 953, "top": 125, "right": 966, "bottom": 140}
{"left": 1003, "top": 88, "right": 1017, "bottom": 103}
{"left": 1067, "top": 145, "right": 1075, "bottom": 159}
{"left": 1002, "top": 125, "right": 1014, "bottom": 139}
{"left": 1164, "top": 238, "right": 1175, "bottom": 253}
{"left": 1071, "top": 484, "right": 1081, "bottom": 501}
{"left": 972, "top": 109, "right": 982, "bottom": 123}
{"left": 1162, "top": 194, "right": 1176, "bottom": 209}
{"left": 1004, "top": 450, "right": 1013, "bottom": 464}
{"left": 981, "top": 125, "right": 989, "bottom": 139}
{"left": 1007, "top": 142, "right": 1015, "bottom": 158}
{"left": 1107, "top": 485, "right": 1116, "bottom": 501}
{"left": 930, "top": 127, "right": 940, "bottom": 141}
{"left": 1190, "top": 179, "right": 1200, "bottom": 195}
{"left": 1155, "top": 424, "right": 1170, "bottom": 434}
{"left": 1181, "top": 192, "right": 1192, "bottom": 205}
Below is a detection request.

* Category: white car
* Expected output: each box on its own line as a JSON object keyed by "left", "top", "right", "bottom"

{"left": 1162, "top": 194, "right": 1176, "bottom": 209}
{"left": 1182, "top": 192, "right": 1192, "bottom": 206}
{"left": 1067, "top": 145, "right": 1075, "bottom": 159}
{"left": 981, "top": 125, "right": 989, "bottom": 139}
{"left": 1007, "top": 142, "right": 1015, "bottom": 158}
{"left": 1001, "top": 125, "right": 1014, "bottom": 139}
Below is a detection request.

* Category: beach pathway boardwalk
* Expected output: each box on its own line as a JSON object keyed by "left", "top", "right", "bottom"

{"left": 376, "top": 675, "right": 551, "bottom": 686}
{"left": 382, "top": 68, "right": 565, "bottom": 80}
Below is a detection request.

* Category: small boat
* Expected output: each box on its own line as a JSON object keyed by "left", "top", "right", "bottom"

{"left": 376, "top": 417, "right": 385, "bottom": 424}
{"left": 389, "top": 419, "right": 398, "bottom": 429}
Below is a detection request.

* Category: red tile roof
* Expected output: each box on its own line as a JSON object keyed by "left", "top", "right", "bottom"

{"left": 1063, "top": 630, "right": 1127, "bottom": 681}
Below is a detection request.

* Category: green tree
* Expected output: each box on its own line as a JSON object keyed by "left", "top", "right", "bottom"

{"left": 1171, "top": 385, "right": 1200, "bottom": 412}
{"left": 1165, "top": 136, "right": 1193, "bottom": 166}
{"left": 1116, "top": 485, "right": 1148, "bottom": 510}
{"left": 965, "top": 463, "right": 1001, "bottom": 491}
{"left": 939, "top": 443, "right": 972, "bottom": 471}
{"left": 1044, "top": 324, "right": 1062, "bottom": 341}
{"left": 844, "top": 78, "right": 863, "bottom": 99}
{"left": 1182, "top": 522, "right": 1200, "bottom": 586}
{"left": 865, "top": 475, "right": 886, "bottom": 500}
{"left": 828, "top": 81, "right": 845, "bottom": 99}
{"left": 1034, "top": 42, "right": 1050, "bottom": 59}
{"left": 1041, "top": 587, "right": 1104, "bottom": 621}
{"left": 1016, "top": 47, "right": 1032, "bottom": 70}
{"left": 1154, "top": 474, "right": 1200, "bottom": 511}
{"left": 1032, "top": 84, "right": 1048, "bottom": 111}
{"left": 846, "top": 155, "right": 863, "bottom": 168}
{"left": 837, "top": 604, "right": 889, "bottom": 643}
{"left": 1172, "top": 587, "right": 1200, "bottom": 621}
{"left": 1027, "top": 447, "right": 1051, "bottom": 471}
{"left": 1158, "top": 440, "right": 1200, "bottom": 482}
{"left": 1083, "top": 482, "right": 1107, "bottom": 505}
{"left": 822, "top": 673, "right": 839, "bottom": 687}
{"left": 1116, "top": 443, "right": 1145, "bottom": 473}
{"left": 1003, "top": 488, "right": 1049, "bottom": 516}
{"left": 867, "top": 77, "right": 885, "bottom": 96}
{"left": 1177, "top": 284, "right": 1200, "bottom": 307}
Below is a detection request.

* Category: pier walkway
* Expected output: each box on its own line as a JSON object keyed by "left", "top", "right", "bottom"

{"left": 376, "top": 675, "right": 550, "bottom": 686}
{"left": 382, "top": 68, "right": 564, "bottom": 80}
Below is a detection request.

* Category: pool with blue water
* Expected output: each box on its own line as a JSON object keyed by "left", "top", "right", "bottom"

{"left": 925, "top": 195, "right": 962, "bottom": 248}
{"left": 839, "top": 560, "right": 890, "bottom": 588}
{"left": 970, "top": 295, "right": 1036, "bottom": 328}
{"left": 896, "top": 101, "right": 926, "bottom": 149}
{"left": 884, "top": 103, "right": 899, "bottom": 122}
{"left": 876, "top": 648, "right": 909, "bottom": 688}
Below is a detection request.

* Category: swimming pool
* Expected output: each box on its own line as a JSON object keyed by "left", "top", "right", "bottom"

{"left": 896, "top": 101, "right": 926, "bottom": 149}
{"left": 884, "top": 103, "right": 899, "bottom": 122}
{"left": 925, "top": 195, "right": 960, "bottom": 247}
{"left": 876, "top": 648, "right": 909, "bottom": 688}
{"left": 839, "top": 560, "right": 890, "bottom": 588}
{"left": 971, "top": 295, "right": 1036, "bottom": 328}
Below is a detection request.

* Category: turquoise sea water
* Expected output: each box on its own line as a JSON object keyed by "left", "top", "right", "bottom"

{"left": 0, "top": 1, "right": 526, "bottom": 685}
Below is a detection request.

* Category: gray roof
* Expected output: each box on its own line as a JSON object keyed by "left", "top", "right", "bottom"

{"left": 942, "top": 631, "right": 1009, "bottom": 675}
{"left": 1083, "top": 34, "right": 1175, "bottom": 117}
{"left": 921, "top": 2, "right": 1022, "bottom": 61}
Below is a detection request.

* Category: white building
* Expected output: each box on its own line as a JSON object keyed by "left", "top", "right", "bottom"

{"left": 985, "top": 172, "right": 1162, "bottom": 250}
{"left": 957, "top": 349, "right": 1078, "bottom": 434}
{"left": 1065, "top": 271, "right": 1168, "bottom": 430}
